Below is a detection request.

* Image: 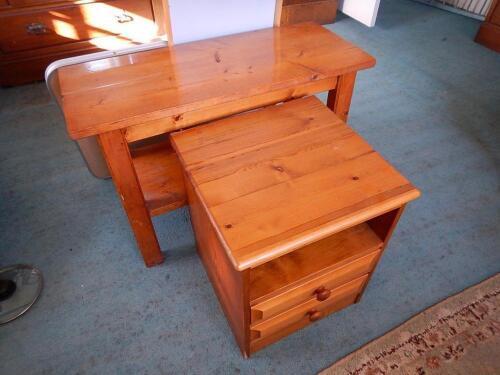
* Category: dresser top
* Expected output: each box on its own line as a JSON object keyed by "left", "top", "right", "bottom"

{"left": 171, "top": 97, "right": 420, "bottom": 271}
{"left": 57, "top": 23, "right": 375, "bottom": 140}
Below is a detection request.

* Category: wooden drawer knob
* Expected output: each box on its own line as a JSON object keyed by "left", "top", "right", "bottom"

{"left": 307, "top": 309, "right": 323, "bottom": 322}
{"left": 115, "top": 14, "right": 134, "bottom": 24}
{"left": 314, "top": 286, "right": 331, "bottom": 301}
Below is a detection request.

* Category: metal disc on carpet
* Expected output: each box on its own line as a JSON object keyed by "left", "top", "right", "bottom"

{"left": 0, "top": 265, "right": 43, "bottom": 324}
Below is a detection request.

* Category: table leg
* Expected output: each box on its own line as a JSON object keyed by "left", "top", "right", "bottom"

{"left": 98, "top": 129, "right": 164, "bottom": 267}
{"left": 326, "top": 72, "right": 357, "bottom": 122}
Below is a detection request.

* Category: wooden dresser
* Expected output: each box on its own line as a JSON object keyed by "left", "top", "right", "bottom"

{"left": 279, "top": 0, "right": 337, "bottom": 25}
{"left": 475, "top": 0, "right": 500, "bottom": 52}
{"left": 0, "top": 0, "right": 165, "bottom": 86}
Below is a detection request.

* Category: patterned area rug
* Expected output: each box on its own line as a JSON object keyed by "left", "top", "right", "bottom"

{"left": 320, "top": 274, "right": 500, "bottom": 375}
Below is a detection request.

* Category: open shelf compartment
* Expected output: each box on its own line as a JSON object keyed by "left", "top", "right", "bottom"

{"left": 249, "top": 218, "right": 390, "bottom": 303}
{"left": 130, "top": 136, "right": 187, "bottom": 217}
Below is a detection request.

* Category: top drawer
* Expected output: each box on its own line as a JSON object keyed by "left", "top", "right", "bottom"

{"left": 0, "top": 0, "right": 155, "bottom": 53}
{"left": 250, "top": 249, "right": 379, "bottom": 323}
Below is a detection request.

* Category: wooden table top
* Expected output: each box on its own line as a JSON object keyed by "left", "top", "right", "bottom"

{"left": 171, "top": 97, "right": 420, "bottom": 271}
{"left": 57, "top": 23, "right": 375, "bottom": 140}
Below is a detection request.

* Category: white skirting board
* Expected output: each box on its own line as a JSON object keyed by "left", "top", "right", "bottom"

{"left": 410, "top": 0, "right": 491, "bottom": 20}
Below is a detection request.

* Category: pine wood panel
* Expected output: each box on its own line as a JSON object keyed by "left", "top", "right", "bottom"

{"left": 281, "top": 0, "right": 337, "bottom": 26}
{"left": 130, "top": 138, "right": 186, "bottom": 216}
{"left": 327, "top": 71, "right": 356, "bottom": 121}
{"left": 250, "top": 275, "right": 367, "bottom": 348}
{"left": 356, "top": 206, "right": 406, "bottom": 302}
{"left": 57, "top": 23, "right": 376, "bottom": 140}
{"left": 249, "top": 223, "right": 382, "bottom": 302}
{"left": 185, "top": 171, "right": 250, "bottom": 356}
{"left": 124, "top": 77, "right": 338, "bottom": 142}
{"left": 171, "top": 96, "right": 420, "bottom": 271}
{"left": 250, "top": 248, "right": 380, "bottom": 322}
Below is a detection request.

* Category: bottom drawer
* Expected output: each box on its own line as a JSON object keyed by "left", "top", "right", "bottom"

{"left": 250, "top": 274, "right": 367, "bottom": 345}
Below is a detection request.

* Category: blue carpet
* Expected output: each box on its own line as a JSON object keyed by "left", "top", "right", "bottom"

{"left": 1, "top": 0, "right": 499, "bottom": 374}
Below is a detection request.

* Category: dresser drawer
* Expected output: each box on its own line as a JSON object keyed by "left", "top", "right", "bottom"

{"left": 9, "top": 0, "right": 62, "bottom": 6}
{"left": 251, "top": 250, "right": 379, "bottom": 323}
{"left": 0, "top": 0, "right": 155, "bottom": 53}
{"left": 250, "top": 275, "right": 367, "bottom": 341}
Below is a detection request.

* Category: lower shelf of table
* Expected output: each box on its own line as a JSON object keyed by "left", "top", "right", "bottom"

{"left": 130, "top": 137, "right": 187, "bottom": 217}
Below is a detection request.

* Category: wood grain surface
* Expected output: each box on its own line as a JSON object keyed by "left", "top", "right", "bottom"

{"left": 57, "top": 23, "right": 375, "bottom": 140}
{"left": 171, "top": 96, "right": 420, "bottom": 271}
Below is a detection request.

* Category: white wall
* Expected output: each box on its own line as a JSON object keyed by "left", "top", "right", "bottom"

{"left": 339, "top": 0, "right": 381, "bottom": 27}
{"left": 169, "top": 0, "right": 276, "bottom": 44}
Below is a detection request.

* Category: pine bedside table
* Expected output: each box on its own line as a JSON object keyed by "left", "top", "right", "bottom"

{"left": 171, "top": 96, "right": 420, "bottom": 356}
